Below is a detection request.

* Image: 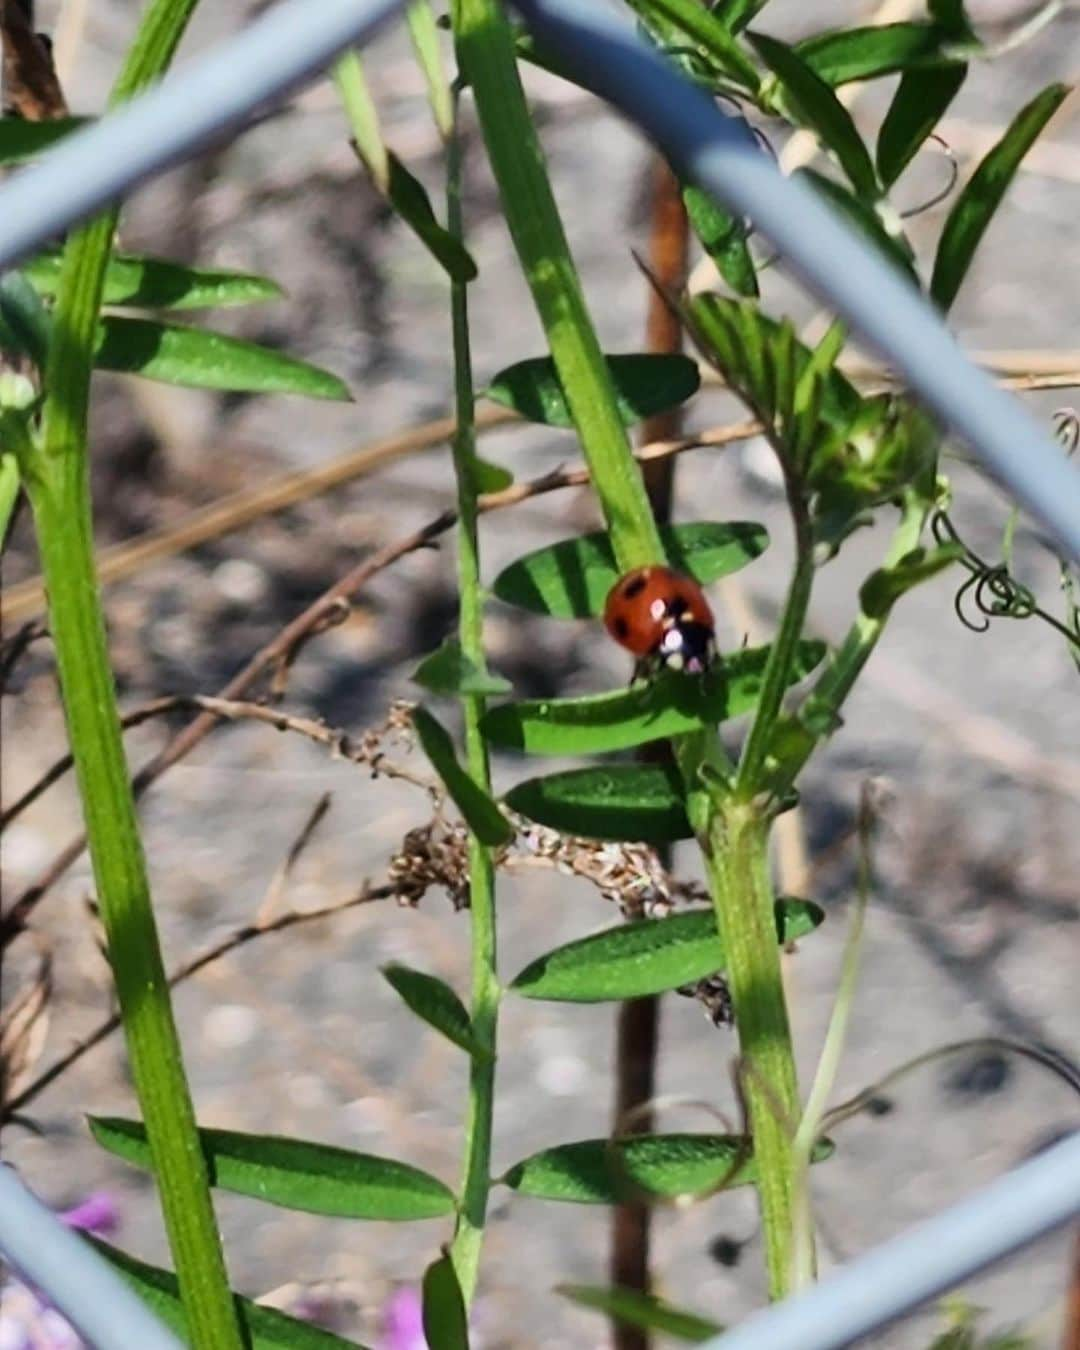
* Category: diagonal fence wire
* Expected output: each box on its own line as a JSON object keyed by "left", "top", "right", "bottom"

{"left": 697, "top": 1131, "right": 1080, "bottom": 1350}
{"left": 0, "top": 0, "right": 1077, "bottom": 1346}
{"left": 0, "top": 1163, "right": 182, "bottom": 1350}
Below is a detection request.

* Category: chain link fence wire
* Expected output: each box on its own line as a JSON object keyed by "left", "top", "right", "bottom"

{"left": 0, "top": 1163, "right": 182, "bottom": 1349}
{"left": 0, "top": 0, "right": 1077, "bottom": 1346}
{"left": 698, "top": 1131, "right": 1080, "bottom": 1350}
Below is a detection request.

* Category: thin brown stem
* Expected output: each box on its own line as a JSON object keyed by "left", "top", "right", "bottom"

{"left": 3, "top": 882, "right": 395, "bottom": 1122}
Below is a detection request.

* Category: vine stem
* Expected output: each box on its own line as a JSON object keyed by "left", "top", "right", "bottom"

{"left": 445, "top": 101, "right": 500, "bottom": 1307}
{"left": 736, "top": 508, "right": 814, "bottom": 796}
{"left": 20, "top": 4, "right": 244, "bottom": 1346}
{"left": 705, "top": 800, "right": 800, "bottom": 1299}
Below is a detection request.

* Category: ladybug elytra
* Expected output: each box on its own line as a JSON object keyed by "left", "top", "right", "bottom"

{"left": 603, "top": 565, "right": 716, "bottom": 676}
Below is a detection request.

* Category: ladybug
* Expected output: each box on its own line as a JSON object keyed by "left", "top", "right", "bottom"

{"left": 603, "top": 565, "right": 716, "bottom": 677}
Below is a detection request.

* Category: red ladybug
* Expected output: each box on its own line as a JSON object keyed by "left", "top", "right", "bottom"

{"left": 604, "top": 565, "right": 716, "bottom": 676}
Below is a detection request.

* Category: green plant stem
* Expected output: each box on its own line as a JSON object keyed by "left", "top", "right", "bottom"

{"left": 23, "top": 4, "right": 244, "bottom": 1346}
{"left": 445, "top": 108, "right": 500, "bottom": 1307}
{"left": 451, "top": 0, "right": 663, "bottom": 571}
{"left": 773, "top": 495, "right": 928, "bottom": 796}
{"left": 789, "top": 795, "right": 872, "bottom": 1291}
{"left": 736, "top": 512, "right": 813, "bottom": 796}
{"left": 705, "top": 799, "right": 800, "bottom": 1300}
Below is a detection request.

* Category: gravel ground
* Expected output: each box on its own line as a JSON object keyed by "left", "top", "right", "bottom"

{"left": 2, "top": 1, "right": 1079, "bottom": 1346}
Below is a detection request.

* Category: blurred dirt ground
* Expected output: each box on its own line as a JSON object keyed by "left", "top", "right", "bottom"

{"left": 2, "top": 0, "right": 1079, "bottom": 1346}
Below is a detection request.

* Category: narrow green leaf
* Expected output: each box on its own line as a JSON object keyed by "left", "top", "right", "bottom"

{"left": 88, "top": 1116, "right": 456, "bottom": 1220}
{"left": 877, "top": 63, "right": 967, "bottom": 188}
{"left": 481, "top": 641, "right": 825, "bottom": 756}
{"left": 93, "top": 317, "right": 351, "bottom": 399}
{"left": 682, "top": 185, "right": 758, "bottom": 298}
{"left": 625, "top": 0, "right": 761, "bottom": 90}
{"left": 335, "top": 50, "right": 389, "bottom": 189}
{"left": 0, "top": 116, "right": 86, "bottom": 163}
{"left": 749, "top": 31, "right": 878, "bottom": 200}
{"left": 0, "top": 271, "right": 51, "bottom": 368}
{"left": 492, "top": 520, "right": 768, "bottom": 619}
{"left": 422, "top": 1253, "right": 470, "bottom": 1350}
{"left": 412, "top": 638, "right": 512, "bottom": 697}
{"left": 685, "top": 294, "right": 862, "bottom": 433}
{"left": 859, "top": 543, "right": 963, "bottom": 618}
{"left": 931, "top": 83, "right": 1069, "bottom": 312}
{"left": 90, "top": 1238, "right": 366, "bottom": 1350}
{"left": 413, "top": 706, "right": 514, "bottom": 845}
{"left": 485, "top": 353, "right": 700, "bottom": 428}
{"left": 509, "top": 899, "right": 823, "bottom": 1002}
{"left": 382, "top": 963, "right": 489, "bottom": 1058}
{"left": 25, "top": 249, "right": 284, "bottom": 311}
{"left": 795, "top": 23, "right": 966, "bottom": 87}
{"left": 558, "top": 1285, "right": 721, "bottom": 1344}
{"left": 407, "top": 0, "right": 454, "bottom": 140}
{"left": 717, "top": 0, "right": 768, "bottom": 35}
{"left": 798, "top": 170, "right": 918, "bottom": 286}
{"left": 506, "top": 763, "right": 691, "bottom": 843}
{"left": 928, "top": 0, "right": 979, "bottom": 42}
{"left": 502, "top": 1133, "right": 834, "bottom": 1204}
{"left": 386, "top": 152, "right": 478, "bottom": 282}
{"left": 471, "top": 455, "right": 513, "bottom": 493}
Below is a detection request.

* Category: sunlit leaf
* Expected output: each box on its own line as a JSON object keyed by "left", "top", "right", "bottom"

{"left": 481, "top": 642, "right": 825, "bottom": 756}
{"left": 749, "top": 31, "right": 878, "bottom": 200}
{"left": 877, "top": 63, "right": 967, "bottom": 188}
{"left": 93, "top": 317, "right": 351, "bottom": 399}
{"left": 0, "top": 116, "right": 85, "bottom": 163}
{"left": 859, "top": 543, "right": 963, "bottom": 618}
{"left": 382, "top": 963, "right": 489, "bottom": 1058}
{"left": 685, "top": 294, "right": 861, "bottom": 436}
{"left": 89, "top": 1117, "right": 455, "bottom": 1220}
{"left": 485, "top": 353, "right": 700, "bottom": 428}
{"left": 413, "top": 707, "right": 514, "bottom": 846}
{"left": 25, "top": 249, "right": 284, "bottom": 311}
{"left": 558, "top": 1285, "right": 721, "bottom": 1344}
{"left": 506, "top": 763, "right": 692, "bottom": 843}
{"left": 422, "top": 1253, "right": 470, "bottom": 1350}
{"left": 931, "top": 83, "right": 1068, "bottom": 312}
{"left": 682, "top": 186, "right": 758, "bottom": 298}
{"left": 795, "top": 22, "right": 971, "bottom": 86}
{"left": 509, "top": 900, "right": 823, "bottom": 1002}
{"left": 386, "top": 152, "right": 478, "bottom": 282}
{"left": 502, "top": 1133, "right": 834, "bottom": 1204}
{"left": 90, "top": 1239, "right": 364, "bottom": 1349}
{"left": 492, "top": 521, "right": 768, "bottom": 618}
{"left": 412, "top": 638, "right": 512, "bottom": 697}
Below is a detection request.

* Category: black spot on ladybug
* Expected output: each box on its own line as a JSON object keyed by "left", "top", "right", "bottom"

{"left": 612, "top": 616, "right": 629, "bottom": 641}
{"left": 622, "top": 574, "right": 648, "bottom": 599}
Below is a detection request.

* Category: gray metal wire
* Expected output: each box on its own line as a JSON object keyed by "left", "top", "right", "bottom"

{"left": 0, "top": 0, "right": 402, "bottom": 269}
{"left": 509, "top": 0, "right": 1080, "bottom": 563}
{"left": 0, "top": 1164, "right": 182, "bottom": 1350}
{"left": 698, "top": 1131, "right": 1080, "bottom": 1349}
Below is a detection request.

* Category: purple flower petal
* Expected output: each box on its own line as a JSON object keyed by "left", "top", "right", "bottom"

{"left": 58, "top": 1193, "right": 119, "bottom": 1238}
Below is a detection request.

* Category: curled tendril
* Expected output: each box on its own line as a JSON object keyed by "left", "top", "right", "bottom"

{"left": 898, "top": 133, "right": 960, "bottom": 220}
{"left": 932, "top": 511, "right": 1038, "bottom": 633}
